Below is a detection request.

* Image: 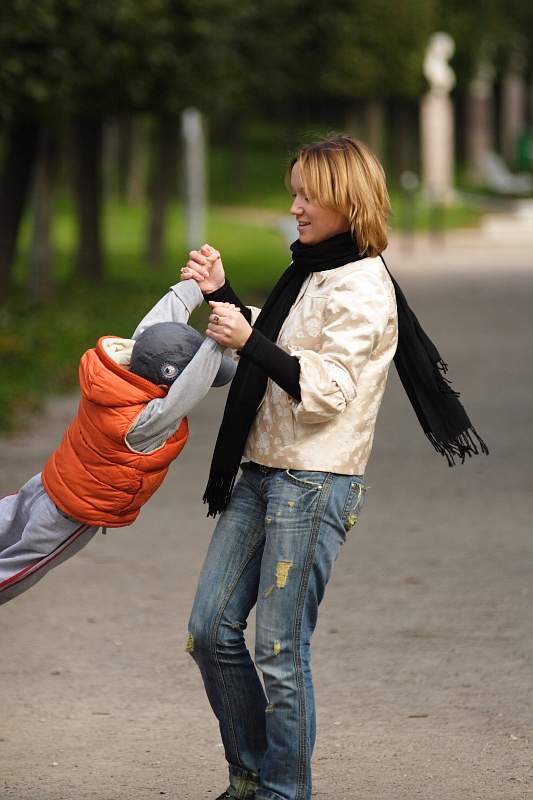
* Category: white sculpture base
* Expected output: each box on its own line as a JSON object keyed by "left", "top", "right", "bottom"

{"left": 420, "top": 90, "right": 456, "bottom": 205}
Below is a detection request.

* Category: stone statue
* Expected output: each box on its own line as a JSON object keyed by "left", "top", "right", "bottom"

{"left": 420, "top": 32, "right": 456, "bottom": 204}
{"left": 423, "top": 32, "right": 456, "bottom": 95}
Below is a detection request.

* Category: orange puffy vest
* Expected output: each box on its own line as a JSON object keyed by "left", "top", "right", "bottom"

{"left": 42, "top": 336, "right": 188, "bottom": 527}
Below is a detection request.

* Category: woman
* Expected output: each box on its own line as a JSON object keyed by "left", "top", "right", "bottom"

{"left": 181, "top": 135, "right": 486, "bottom": 800}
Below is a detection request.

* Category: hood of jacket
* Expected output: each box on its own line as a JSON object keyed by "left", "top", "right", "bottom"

{"left": 79, "top": 336, "right": 168, "bottom": 408}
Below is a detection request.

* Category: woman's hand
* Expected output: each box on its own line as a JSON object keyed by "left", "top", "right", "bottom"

{"left": 206, "top": 301, "right": 252, "bottom": 350}
{"left": 180, "top": 243, "right": 225, "bottom": 293}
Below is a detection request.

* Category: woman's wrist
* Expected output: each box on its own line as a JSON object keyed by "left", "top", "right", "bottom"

{"left": 204, "top": 281, "right": 252, "bottom": 325}
{"left": 202, "top": 279, "right": 230, "bottom": 299}
{"left": 236, "top": 325, "right": 253, "bottom": 351}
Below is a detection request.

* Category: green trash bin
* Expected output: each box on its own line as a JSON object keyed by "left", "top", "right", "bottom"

{"left": 516, "top": 129, "right": 533, "bottom": 172}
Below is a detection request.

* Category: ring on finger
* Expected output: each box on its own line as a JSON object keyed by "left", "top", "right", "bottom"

{"left": 213, "top": 314, "right": 220, "bottom": 324}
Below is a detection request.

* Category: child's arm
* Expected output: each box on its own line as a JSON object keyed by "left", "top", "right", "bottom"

{"left": 125, "top": 338, "right": 235, "bottom": 453}
{"left": 132, "top": 279, "right": 203, "bottom": 339}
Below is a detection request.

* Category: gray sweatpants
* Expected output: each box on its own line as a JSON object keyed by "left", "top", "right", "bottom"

{"left": 0, "top": 474, "right": 99, "bottom": 605}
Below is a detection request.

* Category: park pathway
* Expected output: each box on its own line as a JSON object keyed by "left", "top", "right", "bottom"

{"left": 1, "top": 224, "right": 532, "bottom": 800}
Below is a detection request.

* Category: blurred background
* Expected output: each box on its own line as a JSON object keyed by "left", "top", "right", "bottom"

{"left": 0, "top": 0, "right": 532, "bottom": 430}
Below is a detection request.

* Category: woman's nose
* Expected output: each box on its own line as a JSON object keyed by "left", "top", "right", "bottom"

{"left": 290, "top": 198, "right": 301, "bottom": 215}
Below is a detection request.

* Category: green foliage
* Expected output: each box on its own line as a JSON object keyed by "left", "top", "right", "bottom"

{"left": 0, "top": 0, "right": 241, "bottom": 122}
{"left": 1, "top": 0, "right": 532, "bottom": 125}
{"left": 0, "top": 0, "right": 67, "bottom": 119}
{"left": 434, "top": 0, "right": 533, "bottom": 85}
{"left": 0, "top": 0, "right": 152, "bottom": 119}
{"left": 0, "top": 200, "right": 287, "bottom": 431}
{"left": 305, "top": 0, "right": 436, "bottom": 100}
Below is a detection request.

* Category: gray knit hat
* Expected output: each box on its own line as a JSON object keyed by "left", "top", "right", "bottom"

{"left": 130, "top": 321, "right": 235, "bottom": 387}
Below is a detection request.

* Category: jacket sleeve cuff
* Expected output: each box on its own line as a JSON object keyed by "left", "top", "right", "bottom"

{"left": 203, "top": 280, "right": 252, "bottom": 324}
{"left": 168, "top": 279, "right": 203, "bottom": 313}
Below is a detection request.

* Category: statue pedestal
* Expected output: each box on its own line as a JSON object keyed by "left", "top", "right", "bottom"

{"left": 420, "top": 90, "right": 455, "bottom": 205}
{"left": 501, "top": 70, "right": 526, "bottom": 165}
{"left": 466, "top": 66, "right": 494, "bottom": 184}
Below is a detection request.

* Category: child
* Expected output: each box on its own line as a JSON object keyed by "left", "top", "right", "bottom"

{"left": 0, "top": 279, "right": 235, "bottom": 605}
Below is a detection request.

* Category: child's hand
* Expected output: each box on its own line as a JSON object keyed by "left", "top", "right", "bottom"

{"left": 180, "top": 243, "right": 225, "bottom": 293}
{"left": 206, "top": 301, "right": 252, "bottom": 350}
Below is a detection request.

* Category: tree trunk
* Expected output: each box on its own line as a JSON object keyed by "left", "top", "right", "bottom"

{"left": 102, "top": 117, "right": 120, "bottom": 197}
{"left": 72, "top": 114, "right": 104, "bottom": 281}
{"left": 500, "top": 65, "right": 526, "bottom": 165}
{"left": 0, "top": 116, "right": 40, "bottom": 301}
{"left": 145, "top": 117, "right": 179, "bottom": 269}
{"left": 29, "top": 131, "right": 58, "bottom": 303}
{"left": 126, "top": 117, "right": 146, "bottom": 205}
{"left": 392, "top": 101, "right": 417, "bottom": 179}
{"left": 365, "top": 98, "right": 385, "bottom": 159}
{"left": 344, "top": 101, "right": 365, "bottom": 139}
{"left": 229, "top": 118, "right": 244, "bottom": 194}
{"left": 116, "top": 116, "right": 132, "bottom": 198}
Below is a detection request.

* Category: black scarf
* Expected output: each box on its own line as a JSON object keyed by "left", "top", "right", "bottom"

{"left": 203, "top": 231, "right": 488, "bottom": 517}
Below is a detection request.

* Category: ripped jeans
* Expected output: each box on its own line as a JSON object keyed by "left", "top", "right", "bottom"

{"left": 187, "top": 462, "right": 366, "bottom": 800}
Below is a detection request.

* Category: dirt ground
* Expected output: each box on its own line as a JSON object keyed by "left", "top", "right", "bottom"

{"left": 1, "top": 229, "right": 531, "bottom": 800}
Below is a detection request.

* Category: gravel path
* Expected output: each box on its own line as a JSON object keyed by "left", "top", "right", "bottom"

{"left": 1, "top": 230, "right": 531, "bottom": 800}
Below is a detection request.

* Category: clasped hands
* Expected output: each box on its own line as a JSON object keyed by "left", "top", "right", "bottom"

{"left": 206, "top": 300, "right": 251, "bottom": 350}
{"left": 180, "top": 243, "right": 252, "bottom": 351}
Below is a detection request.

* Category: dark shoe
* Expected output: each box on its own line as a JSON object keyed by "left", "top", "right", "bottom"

{"left": 215, "top": 783, "right": 256, "bottom": 799}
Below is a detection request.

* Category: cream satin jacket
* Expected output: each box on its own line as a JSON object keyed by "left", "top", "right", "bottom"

{"left": 243, "top": 255, "right": 398, "bottom": 475}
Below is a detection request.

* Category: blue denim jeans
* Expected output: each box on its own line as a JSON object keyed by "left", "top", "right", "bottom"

{"left": 187, "top": 462, "right": 366, "bottom": 800}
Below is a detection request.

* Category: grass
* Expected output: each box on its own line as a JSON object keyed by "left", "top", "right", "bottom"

{"left": 0, "top": 149, "right": 482, "bottom": 432}
{"left": 210, "top": 144, "right": 481, "bottom": 229}
{"left": 0, "top": 201, "right": 288, "bottom": 432}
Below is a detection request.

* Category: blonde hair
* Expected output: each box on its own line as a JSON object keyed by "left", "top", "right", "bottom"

{"left": 287, "top": 135, "right": 391, "bottom": 257}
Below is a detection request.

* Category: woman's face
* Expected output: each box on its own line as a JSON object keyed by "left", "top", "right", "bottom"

{"left": 289, "top": 162, "right": 349, "bottom": 245}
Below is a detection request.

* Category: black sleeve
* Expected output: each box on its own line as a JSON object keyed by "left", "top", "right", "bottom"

{"left": 203, "top": 280, "right": 252, "bottom": 324}
{"left": 239, "top": 329, "right": 302, "bottom": 402}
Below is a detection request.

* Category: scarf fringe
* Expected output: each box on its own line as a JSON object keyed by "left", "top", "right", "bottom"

{"left": 434, "top": 359, "right": 460, "bottom": 396}
{"left": 382, "top": 253, "right": 489, "bottom": 464}
{"left": 203, "top": 473, "right": 237, "bottom": 518}
{"left": 426, "top": 427, "right": 489, "bottom": 467}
